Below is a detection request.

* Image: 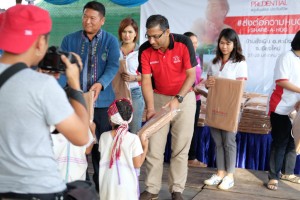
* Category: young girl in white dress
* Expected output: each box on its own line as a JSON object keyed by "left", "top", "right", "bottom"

{"left": 99, "top": 98, "right": 148, "bottom": 199}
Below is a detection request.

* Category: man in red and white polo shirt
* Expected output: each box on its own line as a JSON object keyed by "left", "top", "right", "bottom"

{"left": 138, "top": 14, "right": 197, "bottom": 200}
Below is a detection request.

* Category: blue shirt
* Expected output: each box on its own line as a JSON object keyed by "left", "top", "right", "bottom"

{"left": 60, "top": 29, "right": 120, "bottom": 108}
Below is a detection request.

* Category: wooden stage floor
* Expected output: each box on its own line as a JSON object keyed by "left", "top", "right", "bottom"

{"left": 138, "top": 163, "right": 300, "bottom": 200}
{"left": 88, "top": 157, "right": 300, "bottom": 200}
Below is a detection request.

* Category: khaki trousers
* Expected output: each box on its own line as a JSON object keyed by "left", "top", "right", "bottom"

{"left": 145, "top": 91, "right": 196, "bottom": 193}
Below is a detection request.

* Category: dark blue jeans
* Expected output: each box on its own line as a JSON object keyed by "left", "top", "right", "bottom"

{"left": 269, "top": 112, "right": 297, "bottom": 180}
{"left": 188, "top": 100, "right": 201, "bottom": 160}
{"left": 91, "top": 107, "right": 111, "bottom": 192}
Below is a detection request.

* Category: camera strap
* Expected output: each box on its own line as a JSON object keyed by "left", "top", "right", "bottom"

{"left": 0, "top": 62, "right": 27, "bottom": 89}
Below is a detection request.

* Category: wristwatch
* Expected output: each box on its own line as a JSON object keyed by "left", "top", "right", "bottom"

{"left": 175, "top": 94, "right": 184, "bottom": 103}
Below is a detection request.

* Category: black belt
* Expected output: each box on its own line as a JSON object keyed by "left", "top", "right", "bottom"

{"left": 0, "top": 191, "right": 65, "bottom": 200}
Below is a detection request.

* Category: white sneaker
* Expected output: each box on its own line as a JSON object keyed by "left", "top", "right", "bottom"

{"left": 218, "top": 176, "right": 234, "bottom": 190}
{"left": 204, "top": 174, "right": 223, "bottom": 185}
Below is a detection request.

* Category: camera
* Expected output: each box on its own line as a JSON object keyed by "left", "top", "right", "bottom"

{"left": 38, "top": 46, "right": 78, "bottom": 73}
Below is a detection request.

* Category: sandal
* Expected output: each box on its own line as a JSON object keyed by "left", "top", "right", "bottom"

{"left": 280, "top": 174, "right": 300, "bottom": 184}
{"left": 267, "top": 179, "right": 278, "bottom": 191}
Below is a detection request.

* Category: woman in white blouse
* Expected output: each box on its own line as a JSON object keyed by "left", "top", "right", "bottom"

{"left": 204, "top": 28, "right": 248, "bottom": 190}
{"left": 118, "top": 17, "right": 145, "bottom": 134}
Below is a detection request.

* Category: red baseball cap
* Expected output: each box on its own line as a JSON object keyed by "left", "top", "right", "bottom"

{"left": 0, "top": 5, "right": 52, "bottom": 54}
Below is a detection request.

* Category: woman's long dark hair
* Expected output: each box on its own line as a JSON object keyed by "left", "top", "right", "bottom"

{"left": 291, "top": 30, "right": 300, "bottom": 51}
{"left": 212, "top": 28, "right": 245, "bottom": 64}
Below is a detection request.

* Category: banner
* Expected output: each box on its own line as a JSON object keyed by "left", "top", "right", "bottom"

{"left": 140, "top": 0, "right": 300, "bottom": 94}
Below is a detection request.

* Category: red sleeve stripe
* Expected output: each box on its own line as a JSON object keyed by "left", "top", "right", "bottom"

{"left": 275, "top": 79, "right": 288, "bottom": 83}
{"left": 268, "top": 85, "right": 284, "bottom": 115}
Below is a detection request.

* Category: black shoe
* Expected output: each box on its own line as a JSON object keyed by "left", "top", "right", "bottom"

{"left": 140, "top": 190, "right": 159, "bottom": 200}
{"left": 172, "top": 192, "right": 183, "bottom": 200}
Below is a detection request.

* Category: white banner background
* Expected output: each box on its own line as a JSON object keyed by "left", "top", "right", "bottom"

{"left": 140, "top": 0, "right": 300, "bottom": 94}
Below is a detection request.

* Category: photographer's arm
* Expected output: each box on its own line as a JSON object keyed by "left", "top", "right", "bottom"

{"left": 56, "top": 54, "right": 89, "bottom": 146}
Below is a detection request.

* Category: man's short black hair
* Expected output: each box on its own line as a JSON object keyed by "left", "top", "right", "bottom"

{"left": 146, "top": 14, "right": 169, "bottom": 31}
{"left": 83, "top": 1, "right": 106, "bottom": 17}
{"left": 183, "top": 31, "right": 197, "bottom": 38}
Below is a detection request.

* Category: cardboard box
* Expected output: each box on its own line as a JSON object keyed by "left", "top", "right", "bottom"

{"left": 83, "top": 90, "right": 95, "bottom": 122}
{"left": 112, "top": 59, "right": 131, "bottom": 100}
{"left": 205, "top": 78, "right": 244, "bottom": 132}
{"left": 138, "top": 108, "right": 178, "bottom": 138}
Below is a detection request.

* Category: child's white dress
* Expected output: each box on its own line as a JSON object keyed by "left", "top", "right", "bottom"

{"left": 99, "top": 131, "right": 143, "bottom": 200}
{"left": 51, "top": 129, "right": 94, "bottom": 182}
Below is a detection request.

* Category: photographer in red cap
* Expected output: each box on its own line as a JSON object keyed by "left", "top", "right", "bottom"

{"left": 0, "top": 5, "right": 90, "bottom": 199}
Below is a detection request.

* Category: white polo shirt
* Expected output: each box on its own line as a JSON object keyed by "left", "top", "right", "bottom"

{"left": 268, "top": 50, "right": 300, "bottom": 115}
{"left": 208, "top": 59, "right": 248, "bottom": 80}
{"left": 119, "top": 50, "right": 140, "bottom": 89}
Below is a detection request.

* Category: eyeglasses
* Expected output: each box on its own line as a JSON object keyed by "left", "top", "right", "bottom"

{"left": 145, "top": 30, "right": 165, "bottom": 40}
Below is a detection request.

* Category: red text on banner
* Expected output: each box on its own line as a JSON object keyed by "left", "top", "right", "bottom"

{"left": 224, "top": 15, "right": 300, "bottom": 35}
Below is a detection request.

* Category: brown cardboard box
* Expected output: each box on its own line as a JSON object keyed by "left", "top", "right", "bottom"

{"left": 138, "top": 108, "right": 178, "bottom": 139}
{"left": 205, "top": 78, "right": 244, "bottom": 132}
{"left": 83, "top": 90, "right": 94, "bottom": 122}
{"left": 112, "top": 59, "right": 131, "bottom": 100}
{"left": 238, "top": 95, "right": 271, "bottom": 134}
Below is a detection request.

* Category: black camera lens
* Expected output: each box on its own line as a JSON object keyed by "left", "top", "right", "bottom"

{"left": 38, "top": 46, "right": 78, "bottom": 73}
